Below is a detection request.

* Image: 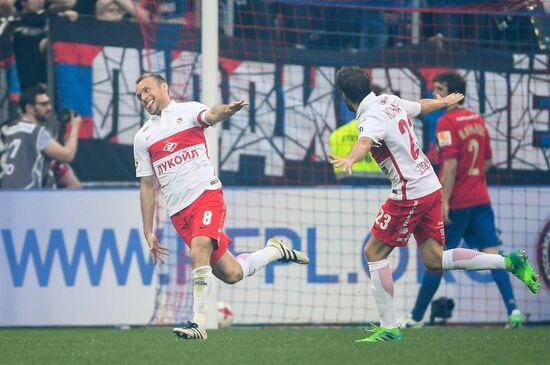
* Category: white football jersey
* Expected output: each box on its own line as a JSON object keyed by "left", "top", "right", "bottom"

{"left": 356, "top": 92, "right": 441, "bottom": 200}
{"left": 134, "top": 100, "right": 222, "bottom": 216}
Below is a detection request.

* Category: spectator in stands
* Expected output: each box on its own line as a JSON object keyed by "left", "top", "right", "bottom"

{"left": 9, "top": 0, "right": 48, "bottom": 89}
{"left": 270, "top": 2, "right": 321, "bottom": 49}
{"left": 425, "top": 0, "right": 461, "bottom": 42}
{"left": 71, "top": 0, "right": 94, "bottom": 17}
{"left": 402, "top": 71, "right": 524, "bottom": 329}
{"left": 47, "top": 0, "right": 76, "bottom": 12}
{"left": 0, "top": 1, "right": 17, "bottom": 125}
{"left": 352, "top": 9, "right": 388, "bottom": 50}
{"left": 0, "top": 84, "right": 81, "bottom": 189}
{"left": 7, "top": 0, "right": 77, "bottom": 89}
{"left": 0, "top": 0, "right": 15, "bottom": 18}
{"left": 95, "top": 0, "right": 148, "bottom": 22}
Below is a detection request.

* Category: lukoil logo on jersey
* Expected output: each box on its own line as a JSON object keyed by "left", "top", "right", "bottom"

{"left": 155, "top": 146, "right": 200, "bottom": 175}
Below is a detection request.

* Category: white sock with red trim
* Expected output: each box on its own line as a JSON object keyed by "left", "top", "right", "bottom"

{"left": 442, "top": 248, "right": 506, "bottom": 270}
{"left": 369, "top": 259, "right": 398, "bottom": 329}
{"left": 236, "top": 246, "right": 279, "bottom": 277}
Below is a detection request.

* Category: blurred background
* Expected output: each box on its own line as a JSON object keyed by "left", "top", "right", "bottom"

{"left": 0, "top": 0, "right": 549, "bottom": 329}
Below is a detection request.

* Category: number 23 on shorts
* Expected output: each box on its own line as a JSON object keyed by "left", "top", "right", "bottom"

{"left": 375, "top": 209, "right": 392, "bottom": 230}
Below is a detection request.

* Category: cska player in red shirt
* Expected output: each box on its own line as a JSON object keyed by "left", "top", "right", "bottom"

{"left": 404, "top": 71, "right": 527, "bottom": 329}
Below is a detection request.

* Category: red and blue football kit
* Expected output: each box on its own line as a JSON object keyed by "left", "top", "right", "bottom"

{"left": 436, "top": 108, "right": 492, "bottom": 210}
{"left": 436, "top": 107, "right": 499, "bottom": 249}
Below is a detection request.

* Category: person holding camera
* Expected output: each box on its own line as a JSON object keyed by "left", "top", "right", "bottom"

{"left": 0, "top": 84, "right": 81, "bottom": 189}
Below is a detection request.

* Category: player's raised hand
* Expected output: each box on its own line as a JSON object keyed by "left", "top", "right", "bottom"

{"left": 440, "top": 92, "right": 464, "bottom": 107}
{"left": 328, "top": 153, "right": 354, "bottom": 175}
{"left": 145, "top": 232, "right": 170, "bottom": 265}
{"left": 207, "top": 100, "right": 249, "bottom": 125}
{"left": 225, "top": 100, "right": 248, "bottom": 115}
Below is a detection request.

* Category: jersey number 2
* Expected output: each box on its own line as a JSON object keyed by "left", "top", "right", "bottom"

{"left": 399, "top": 118, "right": 419, "bottom": 160}
{"left": 467, "top": 139, "right": 480, "bottom": 176}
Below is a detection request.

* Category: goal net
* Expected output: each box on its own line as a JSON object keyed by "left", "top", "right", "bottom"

{"left": 138, "top": 0, "right": 550, "bottom": 326}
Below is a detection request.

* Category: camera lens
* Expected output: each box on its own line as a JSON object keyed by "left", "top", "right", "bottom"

{"left": 58, "top": 107, "right": 72, "bottom": 124}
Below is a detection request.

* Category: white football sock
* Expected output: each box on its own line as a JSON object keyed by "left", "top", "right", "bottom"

{"left": 237, "top": 245, "right": 280, "bottom": 277}
{"left": 369, "top": 259, "right": 398, "bottom": 329}
{"left": 192, "top": 265, "right": 213, "bottom": 327}
{"left": 442, "top": 248, "right": 506, "bottom": 270}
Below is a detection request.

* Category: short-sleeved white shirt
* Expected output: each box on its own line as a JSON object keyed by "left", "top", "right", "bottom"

{"left": 356, "top": 92, "right": 441, "bottom": 200}
{"left": 133, "top": 100, "right": 222, "bottom": 216}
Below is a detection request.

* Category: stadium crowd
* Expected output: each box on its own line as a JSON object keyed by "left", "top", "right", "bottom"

{"left": 0, "top": 0, "right": 541, "bottom": 189}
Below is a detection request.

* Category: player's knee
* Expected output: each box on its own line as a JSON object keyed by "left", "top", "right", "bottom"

{"left": 364, "top": 243, "right": 377, "bottom": 261}
{"left": 480, "top": 246, "right": 499, "bottom": 255}
{"left": 219, "top": 268, "right": 243, "bottom": 284}
{"left": 425, "top": 259, "right": 443, "bottom": 271}
{"left": 364, "top": 240, "right": 389, "bottom": 262}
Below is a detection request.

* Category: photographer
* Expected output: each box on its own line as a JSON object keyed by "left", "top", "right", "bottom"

{"left": 51, "top": 106, "right": 81, "bottom": 188}
{"left": 0, "top": 84, "right": 81, "bottom": 189}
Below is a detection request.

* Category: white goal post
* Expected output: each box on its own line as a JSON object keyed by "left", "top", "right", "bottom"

{"left": 202, "top": 0, "right": 221, "bottom": 330}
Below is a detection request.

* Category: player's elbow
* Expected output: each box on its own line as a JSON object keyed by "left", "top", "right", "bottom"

{"left": 484, "top": 159, "right": 493, "bottom": 172}
{"left": 443, "top": 158, "right": 458, "bottom": 172}
{"left": 62, "top": 150, "right": 77, "bottom": 163}
{"left": 356, "top": 136, "right": 373, "bottom": 154}
{"left": 52, "top": 149, "right": 75, "bottom": 163}
{"left": 204, "top": 111, "right": 218, "bottom": 126}
{"left": 140, "top": 176, "right": 154, "bottom": 187}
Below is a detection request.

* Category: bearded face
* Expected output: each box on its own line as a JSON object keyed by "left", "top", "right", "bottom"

{"left": 32, "top": 94, "right": 52, "bottom": 123}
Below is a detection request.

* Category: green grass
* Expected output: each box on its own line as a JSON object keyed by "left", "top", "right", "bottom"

{"left": 1, "top": 326, "right": 549, "bottom": 365}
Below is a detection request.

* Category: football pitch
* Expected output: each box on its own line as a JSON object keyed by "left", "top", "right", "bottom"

{"left": 1, "top": 326, "right": 549, "bottom": 365}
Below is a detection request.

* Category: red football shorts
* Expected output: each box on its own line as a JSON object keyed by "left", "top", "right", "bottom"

{"left": 371, "top": 189, "right": 445, "bottom": 247}
{"left": 170, "top": 189, "right": 232, "bottom": 265}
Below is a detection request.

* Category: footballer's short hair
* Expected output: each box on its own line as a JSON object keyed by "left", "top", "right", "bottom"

{"left": 433, "top": 71, "right": 466, "bottom": 104}
{"left": 335, "top": 66, "right": 372, "bottom": 104}
{"left": 136, "top": 72, "right": 167, "bottom": 86}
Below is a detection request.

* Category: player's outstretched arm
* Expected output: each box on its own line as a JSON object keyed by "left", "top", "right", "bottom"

{"left": 205, "top": 100, "right": 248, "bottom": 126}
{"left": 418, "top": 93, "right": 464, "bottom": 115}
{"left": 140, "top": 176, "right": 170, "bottom": 265}
{"left": 328, "top": 136, "right": 373, "bottom": 175}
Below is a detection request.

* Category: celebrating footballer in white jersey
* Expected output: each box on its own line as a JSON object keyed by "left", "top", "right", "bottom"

{"left": 355, "top": 92, "right": 441, "bottom": 200}
{"left": 133, "top": 73, "right": 309, "bottom": 341}
{"left": 329, "top": 66, "right": 540, "bottom": 343}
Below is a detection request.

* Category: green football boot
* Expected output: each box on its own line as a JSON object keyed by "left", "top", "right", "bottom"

{"left": 355, "top": 323, "right": 404, "bottom": 343}
{"left": 504, "top": 250, "right": 540, "bottom": 294}
{"left": 506, "top": 309, "right": 523, "bottom": 329}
